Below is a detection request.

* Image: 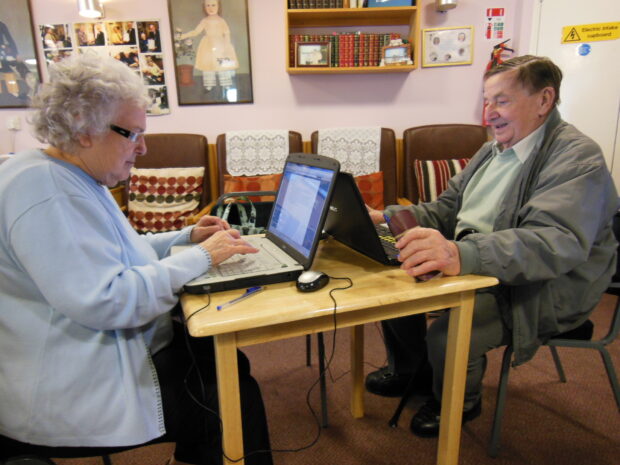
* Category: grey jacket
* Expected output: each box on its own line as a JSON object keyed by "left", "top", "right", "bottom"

{"left": 388, "top": 109, "right": 618, "bottom": 365}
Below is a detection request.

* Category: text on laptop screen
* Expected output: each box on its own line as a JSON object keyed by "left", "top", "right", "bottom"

{"left": 269, "top": 161, "right": 335, "bottom": 258}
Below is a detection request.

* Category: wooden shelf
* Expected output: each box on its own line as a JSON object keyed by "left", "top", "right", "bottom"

{"left": 287, "top": 64, "right": 415, "bottom": 74}
{"left": 288, "top": 7, "right": 417, "bottom": 28}
{"left": 286, "top": 5, "right": 419, "bottom": 75}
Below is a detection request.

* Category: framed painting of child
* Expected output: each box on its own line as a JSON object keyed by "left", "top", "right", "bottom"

{"left": 168, "top": 0, "right": 253, "bottom": 105}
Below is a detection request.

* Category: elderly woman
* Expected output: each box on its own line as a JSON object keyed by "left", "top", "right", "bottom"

{"left": 0, "top": 53, "right": 272, "bottom": 465}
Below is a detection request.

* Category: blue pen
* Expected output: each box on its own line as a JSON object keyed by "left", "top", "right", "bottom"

{"left": 217, "top": 286, "right": 265, "bottom": 311}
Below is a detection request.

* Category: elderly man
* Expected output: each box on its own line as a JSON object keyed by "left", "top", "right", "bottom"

{"left": 365, "top": 55, "right": 618, "bottom": 437}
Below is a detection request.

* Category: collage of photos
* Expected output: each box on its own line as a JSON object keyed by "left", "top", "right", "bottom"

{"left": 38, "top": 20, "right": 169, "bottom": 115}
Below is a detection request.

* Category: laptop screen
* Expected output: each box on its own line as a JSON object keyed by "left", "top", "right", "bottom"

{"left": 268, "top": 159, "right": 337, "bottom": 260}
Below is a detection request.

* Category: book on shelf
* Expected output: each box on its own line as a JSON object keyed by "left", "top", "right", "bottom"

{"left": 289, "top": 32, "right": 402, "bottom": 68}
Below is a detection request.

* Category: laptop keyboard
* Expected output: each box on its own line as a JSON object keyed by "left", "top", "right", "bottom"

{"left": 375, "top": 224, "right": 399, "bottom": 258}
{"left": 205, "top": 239, "right": 288, "bottom": 278}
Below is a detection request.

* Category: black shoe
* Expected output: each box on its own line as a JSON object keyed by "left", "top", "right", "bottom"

{"left": 365, "top": 367, "right": 412, "bottom": 397}
{"left": 410, "top": 398, "right": 482, "bottom": 438}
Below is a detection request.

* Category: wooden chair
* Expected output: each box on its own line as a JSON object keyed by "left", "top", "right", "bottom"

{"left": 311, "top": 127, "right": 398, "bottom": 207}
{"left": 187, "top": 131, "right": 303, "bottom": 223}
{"left": 214, "top": 131, "right": 303, "bottom": 196}
{"left": 310, "top": 127, "right": 399, "bottom": 426}
{"left": 402, "top": 124, "right": 488, "bottom": 204}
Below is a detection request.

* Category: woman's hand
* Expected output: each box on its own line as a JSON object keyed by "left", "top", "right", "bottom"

{"left": 366, "top": 205, "right": 385, "bottom": 225}
{"left": 190, "top": 215, "right": 230, "bottom": 243}
{"left": 199, "top": 229, "right": 259, "bottom": 266}
{"left": 396, "top": 227, "right": 461, "bottom": 278}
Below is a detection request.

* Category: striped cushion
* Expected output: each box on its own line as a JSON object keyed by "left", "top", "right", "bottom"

{"left": 413, "top": 158, "right": 470, "bottom": 203}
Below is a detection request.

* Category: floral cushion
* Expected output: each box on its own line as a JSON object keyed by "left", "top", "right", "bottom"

{"left": 223, "top": 173, "right": 282, "bottom": 202}
{"left": 355, "top": 171, "right": 384, "bottom": 210}
{"left": 413, "top": 158, "right": 470, "bottom": 203}
{"left": 127, "top": 167, "right": 204, "bottom": 233}
{"left": 222, "top": 171, "right": 384, "bottom": 208}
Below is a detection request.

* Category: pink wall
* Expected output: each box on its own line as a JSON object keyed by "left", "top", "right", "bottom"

{"left": 0, "top": 0, "right": 534, "bottom": 153}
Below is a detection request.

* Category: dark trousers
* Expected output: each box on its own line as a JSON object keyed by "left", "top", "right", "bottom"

{"left": 0, "top": 321, "right": 273, "bottom": 465}
{"left": 382, "top": 290, "right": 511, "bottom": 410}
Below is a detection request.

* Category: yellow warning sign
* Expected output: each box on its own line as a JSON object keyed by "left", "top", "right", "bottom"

{"left": 562, "top": 22, "right": 620, "bottom": 43}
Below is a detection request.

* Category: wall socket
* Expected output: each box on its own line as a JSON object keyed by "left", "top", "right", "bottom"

{"left": 7, "top": 116, "right": 21, "bottom": 131}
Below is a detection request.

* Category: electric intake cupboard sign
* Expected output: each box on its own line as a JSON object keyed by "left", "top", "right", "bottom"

{"left": 562, "top": 22, "right": 620, "bottom": 43}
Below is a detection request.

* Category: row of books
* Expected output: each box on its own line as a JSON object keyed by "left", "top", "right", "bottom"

{"left": 289, "top": 1, "right": 352, "bottom": 8}
{"left": 290, "top": 32, "right": 403, "bottom": 68}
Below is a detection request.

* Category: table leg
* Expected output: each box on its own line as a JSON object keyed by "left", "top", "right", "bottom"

{"left": 350, "top": 324, "right": 364, "bottom": 418}
{"left": 437, "top": 291, "right": 475, "bottom": 465}
{"left": 214, "top": 332, "right": 244, "bottom": 465}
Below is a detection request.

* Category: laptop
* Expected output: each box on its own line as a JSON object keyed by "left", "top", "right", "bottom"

{"left": 323, "top": 171, "right": 400, "bottom": 266}
{"left": 179, "top": 153, "right": 340, "bottom": 294}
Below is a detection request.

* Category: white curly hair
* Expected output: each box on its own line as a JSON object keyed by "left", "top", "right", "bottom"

{"left": 30, "top": 51, "right": 149, "bottom": 153}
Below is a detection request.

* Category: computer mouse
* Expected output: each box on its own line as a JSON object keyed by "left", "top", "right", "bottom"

{"left": 296, "top": 270, "right": 330, "bottom": 292}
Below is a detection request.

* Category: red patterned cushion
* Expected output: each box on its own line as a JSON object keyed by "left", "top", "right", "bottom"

{"left": 355, "top": 171, "right": 384, "bottom": 210}
{"left": 223, "top": 173, "right": 282, "bottom": 202}
{"left": 127, "top": 167, "right": 204, "bottom": 233}
{"left": 414, "top": 158, "right": 470, "bottom": 203}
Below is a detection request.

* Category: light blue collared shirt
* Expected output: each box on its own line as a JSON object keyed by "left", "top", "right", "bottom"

{"left": 456, "top": 122, "right": 547, "bottom": 236}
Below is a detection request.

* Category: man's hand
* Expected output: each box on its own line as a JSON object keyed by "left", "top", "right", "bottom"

{"left": 190, "top": 215, "right": 230, "bottom": 243}
{"left": 396, "top": 227, "right": 461, "bottom": 278}
{"left": 198, "top": 229, "right": 258, "bottom": 266}
{"left": 366, "top": 206, "right": 385, "bottom": 225}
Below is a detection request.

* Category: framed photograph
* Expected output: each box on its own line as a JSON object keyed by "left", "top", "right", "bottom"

{"left": 0, "top": 0, "right": 41, "bottom": 108}
{"left": 296, "top": 42, "right": 331, "bottom": 67}
{"left": 382, "top": 43, "right": 411, "bottom": 66}
{"left": 422, "top": 26, "right": 474, "bottom": 68}
{"left": 168, "top": 0, "right": 253, "bottom": 105}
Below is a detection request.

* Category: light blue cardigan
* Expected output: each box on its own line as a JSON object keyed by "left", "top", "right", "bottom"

{"left": 0, "top": 149, "right": 211, "bottom": 447}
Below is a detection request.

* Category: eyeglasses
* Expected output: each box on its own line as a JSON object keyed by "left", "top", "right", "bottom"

{"left": 109, "top": 124, "right": 144, "bottom": 143}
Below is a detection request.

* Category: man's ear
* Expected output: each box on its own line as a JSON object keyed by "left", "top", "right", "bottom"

{"left": 538, "top": 86, "right": 556, "bottom": 116}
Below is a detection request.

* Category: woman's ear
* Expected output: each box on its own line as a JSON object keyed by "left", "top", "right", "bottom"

{"left": 77, "top": 132, "right": 93, "bottom": 148}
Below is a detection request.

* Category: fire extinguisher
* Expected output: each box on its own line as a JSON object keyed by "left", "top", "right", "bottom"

{"left": 482, "top": 39, "right": 514, "bottom": 125}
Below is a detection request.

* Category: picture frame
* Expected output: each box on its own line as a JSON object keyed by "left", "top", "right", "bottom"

{"left": 422, "top": 26, "right": 474, "bottom": 68}
{"left": 168, "top": 0, "right": 253, "bottom": 105}
{"left": 0, "top": 0, "right": 42, "bottom": 108}
{"left": 382, "top": 43, "right": 412, "bottom": 66}
{"left": 296, "top": 42, "right": 331, "bottom": 68}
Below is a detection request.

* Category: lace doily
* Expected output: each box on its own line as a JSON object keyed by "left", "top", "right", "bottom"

{"left": 317, "top": 127, "right": 381, "bottom": 176}
{"left": 225, "top": 130, "right": 290, "bottom": 176}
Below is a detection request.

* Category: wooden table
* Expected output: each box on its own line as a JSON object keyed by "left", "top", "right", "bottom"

{"left": 181, "top": 237, "right": 498, "bottom": 465}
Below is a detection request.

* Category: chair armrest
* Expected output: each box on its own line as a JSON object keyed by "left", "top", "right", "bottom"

{"left": 185, "top": 199, "right": 217, "bottom": 226}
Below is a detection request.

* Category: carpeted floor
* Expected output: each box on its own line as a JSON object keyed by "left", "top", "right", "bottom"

{"left": 54, "top": 293, "right": 620, "bottom": 465}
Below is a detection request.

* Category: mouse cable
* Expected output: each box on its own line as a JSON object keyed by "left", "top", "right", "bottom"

{"left": 182, "top": 293, "right": 270, "bottom": 464}
{"left": 282, "top": 275, "right": 353, "bottom": 456}
{"left": 326, "top": 321, "right": 389, "bottom": 385}
{"left": 180, "top": 290, "right": 316, "bottom": 462}
{"left": 320, "top": 275, "right": 354, "bottom": 384}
